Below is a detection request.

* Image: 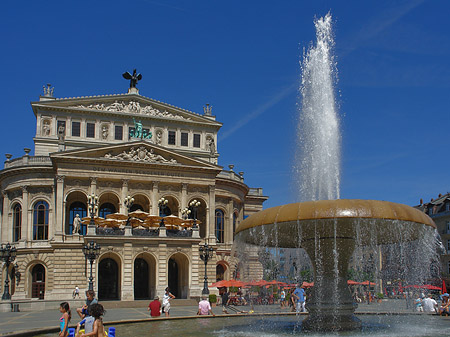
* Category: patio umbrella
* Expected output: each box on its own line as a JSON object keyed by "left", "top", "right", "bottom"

{"left": 162, "top": 215, "right": 184, "bottom": 225}
{"left": 211, "top": 280, "right": 232, "bottom": 288}
{"left": 443, "top": 280, "right": 448, "bottom": 293}
{"left": 347, "top": 280, "right": 360, "bottom": 285}
{"left": 106, "top": 213, "right": 128, "bottom": 221}
{"left": 129, "top": 209, "right": 150, "bottom": 220}
{"left": 302, "top": 282, "right": 314, "bottom": 288}
{"left": 128, "top": 218, "right": 144, "bottom": 228}
{"left": 361, "top": 280, "right": 376, "bottom": 286}
{"left": 98, "top": 218, "right": 121, "bottom": 228}
{"left": 81, "top": 216, "right": 104, "bottom": 225}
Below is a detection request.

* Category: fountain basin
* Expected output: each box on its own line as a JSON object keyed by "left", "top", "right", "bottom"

{"left": 235, "top": 199, "right": 436, "bottom": 331}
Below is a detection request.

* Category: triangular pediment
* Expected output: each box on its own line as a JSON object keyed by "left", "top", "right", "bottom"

{"left": 32, "top": 93, "right": 221, "bottom": 127}
{"left": 50, "top": 140, "right": 221, "bottom": 171}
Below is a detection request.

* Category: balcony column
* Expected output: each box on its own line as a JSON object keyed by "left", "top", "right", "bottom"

{"left": 21, "top": 186, "right": 29, "bottom": 242}
{"left": 120, "top": 179, "right": 129, "bottom": 214}
{"left": 208, "top": 185, "right": 216, "bottom": 244}
{"left": 1, "top": 191, "right": 9, "bottom": 242}
{"left": 55, "top": 175, "right": 65, "bottom": 239}
{"left": 151, "top": 181, "right": 159, "bottom": 215}
{"left": 181, "top": 183, "right": 188, "bottom": 211}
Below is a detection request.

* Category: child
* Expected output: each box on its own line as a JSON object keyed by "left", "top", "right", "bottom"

{"left": 59, "top": 302, "right": 71, "bottom": 337}
{"left": 80, "top": 303, "right": 105, "bottom": 337}
{"left": 162, "top": 287, "right": 175, "bottom": 317}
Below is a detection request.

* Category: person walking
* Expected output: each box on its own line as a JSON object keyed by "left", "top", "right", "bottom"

{"left": 162, "top": 287, "right": 175, "bottom": 317}
{"left": 221, "top": 288, "right": 230, "bottom": 314}
{"left": 280, "top": 289, "right": 286, "bottom": 308}
{"left": 198, "top": 295, "right": 215, "bottom": 316}
{"left": 293, "top": 284, "right": 306, "bottom": 313}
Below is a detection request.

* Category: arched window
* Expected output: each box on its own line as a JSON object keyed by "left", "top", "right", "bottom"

{"left": 216, "top": 264, "right": 225, "bottom": 281}
{"left": 99, "top": 203, "right": 116, "bottom": 218}
{"left": 69, "top": 201, "right": 87, "bottom": 235}
{"left": 13, "top": 204, "right": 22, "bottom": 242}
{"left": 215, "top": 209, "right": 224, "bottom": 243}
{"left": 33, "top": 201, "right": 49, "bottom": 240}
{"left": 130, "top": 204, "right": 143, "bottom": 212}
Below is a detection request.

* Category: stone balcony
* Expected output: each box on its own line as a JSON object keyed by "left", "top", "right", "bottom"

{"left": 4, "top": 155, "right": 52, "bottom": 169}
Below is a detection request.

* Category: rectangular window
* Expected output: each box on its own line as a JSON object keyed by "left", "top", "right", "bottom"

{"left": 86, "top": 123, "right": 95, "bottom": 138}
{"left": 57, "top": 120, "right": 66, "bottom": 135}
{"left": 72, "top": 121, "right": 80, "bottom": 137}
{"left": 181, "top": 132, "right": 188, "bottom": 146}
{"left": 447, "top": 240, "right": 450, "bottom": 252}
{"left": 115, "top": 125, "right": 123, "bottom": 140}
{"left": 168, "top": 131, "right": 176, "bottom": 145}
{"left": 193, "top": 134, "right": 201, "bottom": 148}
{"left": 448, "top": 261, "right": 450, "bottom": 275}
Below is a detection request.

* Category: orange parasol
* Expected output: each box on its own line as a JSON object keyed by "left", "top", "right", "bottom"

{"left": 162, "top": 215, "right": 184, "bottom": 226}
{"left": 129, "top": 209, "right": 150, "bottom": 220}
{"left": 106, "top": 213, "right": 128, "bottom": 221}
{"left": 128, "top": 218, "right": 144, "bottom": 228}
{"left": 81, "top": 216, "right": 104, "bottom": 225}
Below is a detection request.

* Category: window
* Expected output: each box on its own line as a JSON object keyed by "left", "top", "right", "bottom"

{"left": 115, "top": 125, "right": 123, "bottom": 140}
{"left": 168, "top": 131, "right": 176, "bottom": 145}
{"left": 448, "top": 261, "right": 450, "bottom": 275}
{"left": 33, "top": 201, "right": 49, "bottom": 240}
{"left": 193, "top": 134, "right": 201, "bottom": 148}
{"left": 447, "top": 221, "right": 450, "bottom": 234}
{"left": 13, "top": 204, "right": 21, "bottom": 242}
{"left": 57, "top": 120, "right": 66, "bottom": 135}
{"left": 215, "top": 209, "right": 224, "bottom": 243}
{"left": 447, "top": 240, "right": 450, "bottom": 252}
{"left": 99, "top": 203, "right": 116, "bottom": 218}
{"left": 446, "top": 203, "right": 450, "bottom": 212}
{"left": 86, "top": 123, "right": 95, "bottom": 138}
{"left": 72, "top": 121, "right": 80, "bottom": 137}
{"left": 181, "top": 132, "right": 188, "bottom": 146}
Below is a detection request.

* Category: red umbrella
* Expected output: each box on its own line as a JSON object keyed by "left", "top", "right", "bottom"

{"left": 302, "top": 281, "right": 314, "bottom": 288}
{"left": 361, "top": 280, "right": 376, "bottom": 286}
{"left": 443, "top": 280, "right": 448, "bottom": 293}
{"left": 404, "top": 284, "right": 442, "bottom": 290}
{"left": 347, "top": 280, "right": 360, "bottom": 285}
{"left": 210, "top": 280, "right": 231, "bottom": 288}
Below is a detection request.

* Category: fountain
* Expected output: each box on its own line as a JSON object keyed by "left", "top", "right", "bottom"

{"left": 234, "top": 13, "right": 437, "bottom": 332}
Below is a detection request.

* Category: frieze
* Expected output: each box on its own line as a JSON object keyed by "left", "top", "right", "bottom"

{"left": 104, "top": 146, "right": 178, "bottom": 164}
{"left": 92, "top": 166, "right": 188, "bottom": 178}
{"left": 189, "top": 186, "right": 208, "bottom": 194}
{"left": 216, "top": 197, "right": 229, "bottom": 205}
{"left": 29, "top": 186, "right": 53, "bottom": 195}
{"left": 7, "top": 189, "right": 22, "bottom": 200}
{"left": 71, "top": 101, "right": 191, "bottom": 120}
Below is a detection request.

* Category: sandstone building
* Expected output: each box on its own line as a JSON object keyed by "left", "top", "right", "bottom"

{"left": 0, "top": 82, "right": 267, "bottom": 301}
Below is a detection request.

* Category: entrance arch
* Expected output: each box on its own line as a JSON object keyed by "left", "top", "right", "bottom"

{"left": 168, "top": 253, "right": 189, "bottom": 299}
{"left": 134, "top": 254, "right": 157, "bottom": 300}
{"left": 31, "top": 264, "right": 45, "bottom": 299}
{"left": 98, "top": 257, "right": 120, "bottom": 300}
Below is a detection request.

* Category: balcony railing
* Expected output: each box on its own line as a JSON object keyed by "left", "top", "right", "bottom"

{"left": 4, "top": 156, "right": 52, "bottom": 169}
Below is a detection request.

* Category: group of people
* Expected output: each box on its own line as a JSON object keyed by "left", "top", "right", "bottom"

{"left": 58, "top": 290, "right": 105, "bottom": 337}
{"left": 279, "top": 285, "right": 306, "bottom": 313}
{"left": 415, "top": 292, "right": 450, "bottom": 315}
{"left": 147, "top": 287, "right": 176, "bottom": 317}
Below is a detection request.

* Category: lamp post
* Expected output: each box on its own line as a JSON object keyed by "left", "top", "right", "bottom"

{"left": 0, "top": 243, "right": 17, "bottom": 300}
{"left": 124, "top": 195, "right": 134, "bottom": 227}
{"left": 189, "top": 200, "right": 201, "bottom": 229}
{"left": 82, "top": 241, "right": 101, "bottom": 291}
{"left": 158, "top": 197, "right": 168, "bottom": 227}
{"left": 199, "top": 242, "right": 214, "bottom": 295}
{"left": 87, "top": 194, "right": 99, "bottom": 235}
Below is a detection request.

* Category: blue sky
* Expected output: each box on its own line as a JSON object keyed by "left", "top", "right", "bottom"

{"left": 1, "top": 0, "right": 449, "bottom": 209}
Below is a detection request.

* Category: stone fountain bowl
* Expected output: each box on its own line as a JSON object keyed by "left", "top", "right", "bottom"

{"left": 235, "top": 199, "right": 435, "bottom": 247}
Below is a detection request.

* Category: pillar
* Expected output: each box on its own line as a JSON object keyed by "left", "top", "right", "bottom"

{"left": 55, "top": 176, "right": 65, "bottom": 238}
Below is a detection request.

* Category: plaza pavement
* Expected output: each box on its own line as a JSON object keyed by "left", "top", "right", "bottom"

{"left": 0, "top": 299, "right": 433, "bottom": 336}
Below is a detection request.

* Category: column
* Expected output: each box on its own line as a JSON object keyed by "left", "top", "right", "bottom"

{"left": 208, "top": 185, "right": 216, "bottom": 243}
{"left": 122, "top": 243, "right": 134, "bottom": 300}
{"left": 120, "top": 180, "right": 128, "bottom": 214}
{"left": 1, "top": 191, "right": 9, "bottom": 242}
{"left": 181, "top": 183, "right": 188, "bottom": 211}
{"left": 157, "top": 243, "right": 168, "bottom": 296}
{"left": 20, "top": 186, "right": 31, "bottom": 241}
{"left": 227, "top": 199, "right": 234, "bottom": 245}
{"left": 55, "top": 175, "right": 65, "bottom": 238}
{"left": 151, "top": 181, "right": 159, "bottom": 215}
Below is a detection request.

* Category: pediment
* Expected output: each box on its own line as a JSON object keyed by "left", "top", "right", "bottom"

{"left": 51, "top": 141, "right": 221, "bottom": 170}
{"left": 32, "top": 94, "right": 221, "bottom": 126}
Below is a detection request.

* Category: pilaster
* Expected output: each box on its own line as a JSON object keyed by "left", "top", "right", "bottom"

{"left": 151, "top": 181, "right": 159, "bottom": 215}
{"left": 157, "top": 243, "right": 168, "bottom": 296}
{"left": 55, "top": 176, "right": 65, "bottom": 239}
{"left": 21, "top": 187, "right": 29, "bottom": 242}
{"left": 122, "top": 243, "right": 134, "bottom": 300}
{"left": 120, "top": 179, "right": 128, "bottom": 214}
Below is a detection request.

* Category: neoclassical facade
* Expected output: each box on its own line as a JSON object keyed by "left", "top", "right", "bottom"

{"left": 0, "top": 84, "right": 267, "bottom": 301}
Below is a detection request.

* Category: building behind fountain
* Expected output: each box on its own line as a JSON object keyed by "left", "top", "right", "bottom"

{"left": 0, "top": 79, "right": 268, "bottom": 302}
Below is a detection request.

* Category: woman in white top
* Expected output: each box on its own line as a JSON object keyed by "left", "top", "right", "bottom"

{"left": 162, "top": 287, "right": 175, "bottom": 317}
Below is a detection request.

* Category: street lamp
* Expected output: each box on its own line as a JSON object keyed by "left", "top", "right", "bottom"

{"left": 0, "top": 243, "right": 17, "bottom": 300}
{"left": 82, "top": 241, "right": 101, "bottom": 291}
{"left": 124, "top": 195, "right": 135, "bottom": 227}
{"left": 189, "top": 200, "right": 201, "bottom": 229}
{"left": 87, "top": 194, "right": 99, "bottom": 235}
{"left": 199, "top": 242, "right": 214, "bottom": 295}
{"left": 158, "top": 198, "right": 169, "bottom": 227}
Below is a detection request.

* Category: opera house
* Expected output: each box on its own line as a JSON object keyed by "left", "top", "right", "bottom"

{"left": 0, "top": 77, "right": 267, "bottom": 301}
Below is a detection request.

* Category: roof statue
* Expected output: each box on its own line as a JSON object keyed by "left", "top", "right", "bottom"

{"left": 122, "top": 69, "right": 142, "bottom": 88}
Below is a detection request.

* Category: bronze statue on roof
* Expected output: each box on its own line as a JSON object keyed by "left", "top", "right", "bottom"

{"left": 122, "top": 69, "right": 142, "bottom": 88}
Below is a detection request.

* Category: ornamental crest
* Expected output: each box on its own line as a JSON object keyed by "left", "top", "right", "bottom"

{"left": 72, "top": 101, "right": 190, "bottom": 120}
{"left": 104, "top": 146, "right": 178, "bottom": 164}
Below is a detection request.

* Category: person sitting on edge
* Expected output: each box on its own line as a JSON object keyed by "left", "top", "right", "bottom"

{"left": 198, "top": 295, "right": 215, "bottom": 316}
{"left": 439, "top": 293, "right": 449, "bottom": 316}
{"left": 80, "top": 303, "right": 105, "bottom": 337}
{"left": 77, "top": 290, "right": 98, "bottom": 319}
{"left": 148, "top": 296, "right": 161, "bottom": 317}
